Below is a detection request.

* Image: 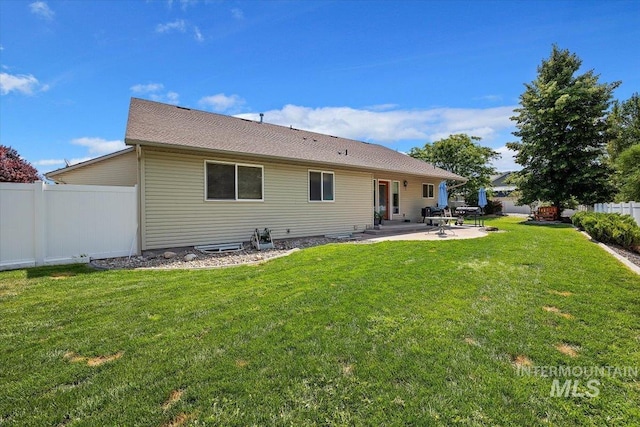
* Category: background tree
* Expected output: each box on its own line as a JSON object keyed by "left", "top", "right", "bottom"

{"left": 607, "top": 93, "right": 640, "bottom": 201}
{"left": 607, "top": 93, "right": 640, "bottom": 161}
{"left": 0, "top": 145, "right": 41, "bottom": 183}
{"left": 614, "top": 145, "right": 640, "bottom": 201}
{"left": 409, "top": 133, "right": 500, "bottom": 204}
{"left": 507, "top": 45, "right": 619, "bottom": 212}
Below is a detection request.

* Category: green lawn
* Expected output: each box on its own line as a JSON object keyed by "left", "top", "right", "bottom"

{"left": 1, "top": 217, "right": 639, "bottom": 426}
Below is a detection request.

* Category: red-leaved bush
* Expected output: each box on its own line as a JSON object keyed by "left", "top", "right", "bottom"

{"left": 0, "top": 145, "right": 41, "bottom": 183}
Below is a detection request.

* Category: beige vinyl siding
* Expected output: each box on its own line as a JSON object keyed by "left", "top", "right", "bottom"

{"left": 142, "top": 148, "right": 373, "bottom": 250}
{"left": 50, "top": 150, "right": 138, "bottom": 186}
{"left": 373, "top": 173, "right": 441, "bottom": 222}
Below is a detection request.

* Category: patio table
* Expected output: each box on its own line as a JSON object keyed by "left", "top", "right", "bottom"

{"left": 423, "top": 216, "right": 456, "bottom": 236}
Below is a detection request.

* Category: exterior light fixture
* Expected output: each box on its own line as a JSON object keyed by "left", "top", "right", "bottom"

{"left": 403, "top": 180, "right": 408, "bottom": 188}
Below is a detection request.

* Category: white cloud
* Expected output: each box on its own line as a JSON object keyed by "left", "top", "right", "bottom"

{"left": 236, "top": 104, "right": 517, "bottom": 144}
{"left": 156, "top": 19, "right": 186, "bottom": 33}
{"left": 194, "top": 26, "right": 204, "bottom": 42}
{"left": 71, "top": 137, "right": 126, "bottom": 155}
{"left": 475, "top": 94, "right": 503, "bottom": 102}
{"left": 130, "top": 82, "right": 179, "bottom": 104}
{"left": 131, "top": 83, "right": 164, "bottom": 94}
{"left": 33, "top": 159, "right": 65, "bottom": 167}
{"left": 199, "top": 93, "right": 245, "bottom": 112}
{"left": 36, "top": 157, "right": 93, "bottom": 168}
{"left": 491, "top": 145, "right": 521, "bottom": 172}
{"left": 0, "top": 72, "right": 48, "bottom": 95}
{"left": 36, "top": 139, "right": 125, "bottom": 174}
{"left": 166, "top": 91, "right": 180, "bottom": 104}
{"left": 68, "top": 157, "right": 93, "bottom": 165}
{"left": 167, "top": 0, "right": 198, "bottom": 10}
{"left": 231, "top": 8, "right": 244, "bottom": 20}
{"left": 29, "top": 1, "right": 54, "bottom": 20}
{"left": 365, "top": 103, "right": 400, "bottom": 112}
{"left": 181, "top": 0, "right": 198, "bottom": 9}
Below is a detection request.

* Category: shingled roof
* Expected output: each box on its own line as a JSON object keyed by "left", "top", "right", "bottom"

{"left": 125, "top": 98, "right": 464, "bottom": 181}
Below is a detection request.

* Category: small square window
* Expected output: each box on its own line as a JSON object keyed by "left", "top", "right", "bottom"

{"left": 422, "top": 183, "right": 434, "bottom": 199}
{"left": 206, "top": 161, "right": 263, "bottom": 201}
{"left": 309, "top": 170, "right": 334, "bottom": 202}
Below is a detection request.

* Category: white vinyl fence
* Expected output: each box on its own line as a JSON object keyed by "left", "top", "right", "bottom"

{"left": 593, "top": 201, "right": 640, "bottom": 226}
{"left": 496, "top": 198, "right": 533, "bottom": 215}
{"left": 0, "top": 182, "right": 138, "bottom": 270}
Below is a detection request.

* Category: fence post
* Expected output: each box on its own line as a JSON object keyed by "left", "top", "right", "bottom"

{"left": 33, "top": 181, "right": 46, "bottom": 266}
{"left": 631, "top": 201, "right": 640, "bottom": 226}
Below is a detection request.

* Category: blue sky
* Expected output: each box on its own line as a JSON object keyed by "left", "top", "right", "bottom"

{"left": 1, "top": 0, "right": 639, "bottom": 175}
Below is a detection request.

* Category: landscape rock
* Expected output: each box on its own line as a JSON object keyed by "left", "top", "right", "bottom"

{"left": 163, "top": 251, "right": 177, "bottom": 259}
{"left": 90, "top": 236, "right": 344, "bottom": 270}
{"left": 184, "top": 253, "right": 197, "bottom": 262}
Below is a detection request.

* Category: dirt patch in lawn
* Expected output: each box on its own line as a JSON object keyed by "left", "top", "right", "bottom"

{"left": 64, "top": 351, "right": 123, "bottom": 366}
{"left": 479, "top": 295, "right": 491, "bottom": 301}
{"left": 162, "top": 413, "right": 193, "bottom": 427}
{"left": 464, "top": 337, "right": 480, "bottom": 346}
{"left": 341, "top": 363, "right": 354, "bottom": 377}
{"left": 512, "top": 354, "right": 533, "bottom": 367}
{"left": 162, "top": 389, "right": 184, "bottom": 411}
{"left": 235, "top": 359, "right": 249, "bottom": 368}
{"left": 542, "top": 306, "right": 573, "bottom": 319}
{"left": 548, "top": 290, "right": 573, "bottom": 297}
{"left": 556, "top": 343, "right": 579, "bottom": 357}
{"left": 63, "top": 352, "right": 86, "bottom": 364}
{"left": 50, "top": 272, "right": 76, "bottom": 279}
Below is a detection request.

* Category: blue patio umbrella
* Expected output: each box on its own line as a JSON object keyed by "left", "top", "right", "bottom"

{"left": 478, "top": 187, "right": 488, "bottom": 209}
{"left": 437, "top": 181, "right": 449, "bottom": 208}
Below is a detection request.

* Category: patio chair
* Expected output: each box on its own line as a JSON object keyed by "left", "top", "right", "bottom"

{"left": 431, "top": 207, "right": 456, "bottom": 236}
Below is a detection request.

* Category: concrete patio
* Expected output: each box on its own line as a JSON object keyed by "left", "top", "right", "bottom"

{"left": 359, "top": 221, "right": 489, "bottom": 242}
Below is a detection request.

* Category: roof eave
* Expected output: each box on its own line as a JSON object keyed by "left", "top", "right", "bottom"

{"left": 125, "top": 139, "right": 464, "bottom": 181}
{"left": 45, "top": 147, "right": 135, "bottom": 179}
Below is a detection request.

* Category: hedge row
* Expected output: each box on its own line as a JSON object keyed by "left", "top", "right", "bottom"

{"left": 572, "top": 211, "right": 640, "bottom": 251}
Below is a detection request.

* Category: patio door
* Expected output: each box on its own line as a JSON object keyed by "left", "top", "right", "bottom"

{"left": 378, "top": 181, "right": 390, "bottom": 220}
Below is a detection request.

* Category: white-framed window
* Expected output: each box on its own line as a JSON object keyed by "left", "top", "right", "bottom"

{"left": 205, "top": 160, "right": 264, "bottom": 201}
{"left": 392, "top": 181, "right": 400, "bottom": 214}
{"left": 422, "top": 183, "right": 434, "bottom": 199}
{"left": 309, "top": 170, "right": 334, "bottom": 202}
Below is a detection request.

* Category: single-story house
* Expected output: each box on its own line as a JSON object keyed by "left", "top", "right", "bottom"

{"left": 490, "top": 172, "right": 517, "bottom": 198}
{"left": 46, "top": 98, "right": 464, "bottom": 251}
{"left": 490, "top": 172, "right": 532, "bottom": 214}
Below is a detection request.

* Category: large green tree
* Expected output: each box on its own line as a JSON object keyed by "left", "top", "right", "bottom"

{"left": 607, "top": 93, "right": 640, "bottom": 201}
{"left": 607, "top": 93, "right": 640, "bottom": 161}
{"left": 409, "top": 133, "right": 499, "bottom": 203}
{"left": 614, "top": 145, "right": 640, "bottom": 201}
{"left": 507, "top": 45, "right": 619, "bottom": 211}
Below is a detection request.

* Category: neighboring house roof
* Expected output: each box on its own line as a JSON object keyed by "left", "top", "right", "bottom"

{"left": 491, "top": 171, "right": 517, "bottom": 192}
{"left": 45, "top": 147, "right": 135, "bottom": 179}
{"left": 125, "top": 98, "right": 464, "bottom": 181}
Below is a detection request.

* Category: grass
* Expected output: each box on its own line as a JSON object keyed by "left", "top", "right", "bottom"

{"left": 1, "top": 217, "right": 639, "bottom": 426}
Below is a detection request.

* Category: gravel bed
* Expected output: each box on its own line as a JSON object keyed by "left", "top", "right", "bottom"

{"left": 90, "top": 236, "right": 358, "bottom": 270}
{"left": 605, "top": 244, "right": 640, "bottom": 268}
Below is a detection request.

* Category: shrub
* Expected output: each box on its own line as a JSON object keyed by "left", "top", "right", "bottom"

{"left": 571, "top": 211, "right": 589, "bottom": 229}
{"left": 571, "top": 211, "right": 640, "bottom": 252}
{"left": 483, "top": 200, "right": 502, "bottom": 215}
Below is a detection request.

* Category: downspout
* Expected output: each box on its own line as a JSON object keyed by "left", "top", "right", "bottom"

{"left": 136, "top": 144, "right": 143, "bottom": 255}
